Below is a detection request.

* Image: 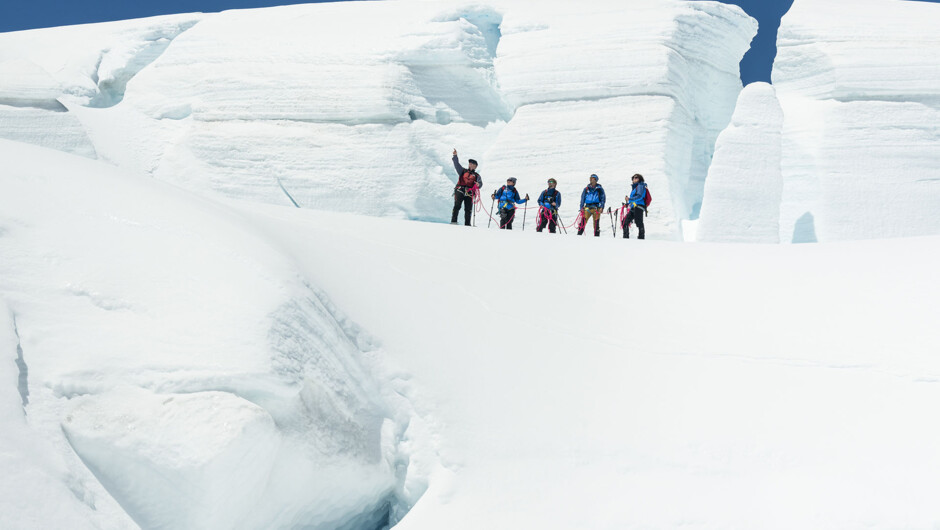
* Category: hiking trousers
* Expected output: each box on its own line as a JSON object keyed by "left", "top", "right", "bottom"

{"left": 622, "top": 207, "right": 645, "bottom": 239}
{"left": 452, "top": 187, "right": 473, "bottom": 226}
{"left": 578, "top": 206, "right": 602, "bottom": 236}
{"left": 536, "top": 209, "right": 557, "bottom": 233}
{"left": 499, "top": 208, "right": 515, "bottom": 230}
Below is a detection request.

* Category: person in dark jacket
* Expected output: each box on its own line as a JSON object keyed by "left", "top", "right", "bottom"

{"left": 536, "top": 178, "right": 562, "bottom": 233}
{"left": 491, "top": 177, "right": 528, "bottom": 230}
{"left": 622, "top": 173, "right": 647, "bottom": 239}
{"left": 578, "top": 174, "right": 606, "bottom": 236}
{"left": 451, "top": 149, "right": 482, "bottom": 226}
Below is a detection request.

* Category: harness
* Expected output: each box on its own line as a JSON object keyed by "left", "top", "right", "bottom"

{"left": 496, "top": 185, "right": 519, "bottom": 211}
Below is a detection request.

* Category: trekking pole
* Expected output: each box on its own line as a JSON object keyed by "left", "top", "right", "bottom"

{"left": 487, "top": 197, "right": 495, "bottom": 228}
{"left": 521, "top": 194, "right": 530, "bottom": 231}
{"left": 555, "top": 210, "right": 567, "bottom": 234}
{"left": 607, "top": 207, "right": 616, "bottom": 238}
{"left": 472, "top": 189, "right": 477, "bottom": 227}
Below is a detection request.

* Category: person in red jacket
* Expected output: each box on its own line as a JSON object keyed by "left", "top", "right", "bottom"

{"left": 451, "top": 149, "right": 482, "bottom": 226}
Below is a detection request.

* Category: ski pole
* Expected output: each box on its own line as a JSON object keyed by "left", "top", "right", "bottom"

{"left": 608, "top": 207, "right": 616, "bottom": 237}
{"left": 487, "top": 197, "right": 495, "bottom": 228}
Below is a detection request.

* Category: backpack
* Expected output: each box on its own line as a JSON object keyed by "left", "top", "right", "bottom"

{"left": 644, "top": 187, "right": 652, "bottom": 215}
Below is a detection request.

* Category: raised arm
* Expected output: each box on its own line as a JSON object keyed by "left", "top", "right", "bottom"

{"left": 452, "top": 150, "right": 466, "bottom": 177}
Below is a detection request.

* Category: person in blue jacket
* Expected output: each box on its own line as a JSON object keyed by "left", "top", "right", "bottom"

{"left": 491, "top": 177, "right": 529, "bottom": 230}
{"left": 578, "top": 174, "right": 605, "bottom": 236}
{"left": 622, "top": 173, "right": 647, "bottom": 239}
{"left": 536, "top": 178, "right": 562, "bottom": 233}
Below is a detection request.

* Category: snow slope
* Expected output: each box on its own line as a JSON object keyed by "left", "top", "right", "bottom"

{"left": 3, "top": 132, "right": 940, "bottom": 528}
{"left": 0, "top": 0, "right": 756, "bottom": 239}
{"left": 0, "top": 139, "right": 413, "bottom": 529}
{"left": 241, "top": 196, "right": 940, "bottom": 529}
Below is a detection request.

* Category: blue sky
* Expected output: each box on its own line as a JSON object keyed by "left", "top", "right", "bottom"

{"left": 2, "top": 0, "right": 937, "bottom": 84}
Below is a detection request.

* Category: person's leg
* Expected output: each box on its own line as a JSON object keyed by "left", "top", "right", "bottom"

{"left": 463, "top": 195, "right": 473, "bottom": 226}
{"left": 536, "top": 210, "right": 546, "bottom": 232}
{"left": 635, "top": 208, "right": 645, "bottom": 239}
{"left": 623, "top": 210, "right": 633, "bottom": 239}
{"left": 499, "top": 209, "right": 508, "bottom": 229}
{"left": 592, "top": 208, "right": 601, "bottom": 236}
{"left": 577, "top": 208, "right": 588, "bottom": 235}
{"left": 506, "top": 209, "right": 514, "bottom": 230}
{"left": 452, "top": 189, "right": 465, "bottom": 223}
{"left": 549, "top": 212, "right": 557, "bottom": 233}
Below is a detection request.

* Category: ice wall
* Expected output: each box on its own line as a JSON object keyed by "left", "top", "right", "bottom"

{"left": 697, "top": 83, "right": 783, "bottom": 243}
{"left": 486, "top": 1, "right": 755, "bottom": 238}
{"left": 0, "top": 0, "right": 755, "bottom": 237}
{"left": 0, "top": 138, "right": 414, "bottom": 529}
{"left": 772, "top": 0, "right": 940, "bottom": 242}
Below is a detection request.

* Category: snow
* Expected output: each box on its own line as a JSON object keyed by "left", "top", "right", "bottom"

{"left": 242, "top": 199, "right": 940, "bottom": 529}
{"left": 4, "top": 136, "right": 939, "bottom": 528}
{"left": 0, "top": 0, "right": 756, "bottom": 237}
{"left": 0, "top": 139, "right": 409, "bottom": 529}
{"left": 771, "top": 0, "right": 940, "bottom": 242}
{"left": 697, "top": 82, "right": 783, "bottom": 243}
{"left": 2, "top": 0, "right": 939, "bottom": 527}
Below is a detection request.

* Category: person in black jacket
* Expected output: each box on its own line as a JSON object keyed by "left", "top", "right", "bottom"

{"left": 536, "top": 178, "right": 562, "bottom": 233}
{"left": 451, "top": 149, "right": 482, "bottom": 226}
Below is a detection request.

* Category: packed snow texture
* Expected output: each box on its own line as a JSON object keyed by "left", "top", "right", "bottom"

{"left": 697, "top": 82, "right": 783, "bottom": 243}
{"left": 244, "top": 199, "right": 940, "bottom": 529}
{"left": 771, "top": 0, "right": 940, "bottom": 242}
{"left": 0, "top": 0, "right": 756, "bottom": 239}
{"left": 0, "top": 139, "right": 416, "bottom": 529}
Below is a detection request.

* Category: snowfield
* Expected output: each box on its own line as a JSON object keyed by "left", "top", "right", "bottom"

{"left": 1, "top": 0, "right": 940, "bottom": 528}
{"left": 3, "top": 138, "right": 940, "bottom": 528}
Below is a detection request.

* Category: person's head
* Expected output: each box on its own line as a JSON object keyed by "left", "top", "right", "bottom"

{"left": 547, "top": 178, "right": 557, "bottom": 189}
{"left": 468, "top": 159, "right": 478, "bottom": 171}
{"left": 589, "top": 174, "right": 599, "bottom": 185}
{"left": 507, "top": 177, "right": 517, "bottom": 187}
{"left": 632, "top": 173, "right": 644, "bottom": 183}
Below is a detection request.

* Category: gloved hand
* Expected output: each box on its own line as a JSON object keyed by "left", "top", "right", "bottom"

{"left": 491, "top": 194, "right": 495, "bottom": 200}
{"left": 630, "top": 202, "right": 636, "bottom": 208}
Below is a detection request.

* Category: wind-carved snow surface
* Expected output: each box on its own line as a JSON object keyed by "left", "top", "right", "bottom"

{"left": 697, "top": 83, "right": 783, "bottom": 243}
{"left": 0, "top": 139, "right": 421, "bottom": 529}
{"left": 0, "top": 14, "right": 202, "bottom": 158}
{"left": 0, "top": 0, "right": 755, "bottom": 238}
{"left": 699, "top": 0, "right": 940, "bottom": 243}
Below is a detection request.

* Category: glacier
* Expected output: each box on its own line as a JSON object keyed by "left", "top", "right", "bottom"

{"left": 0, "top": 139, "right": 417, "bottom": 529}
{"left": 2, "top": 0, "right": 940, "bottom": 528}
{"left": 0, "top": 0, "right": 756, "bottom": 239}
{"left": 697, "top": 82, "right": 783, "bottom": 243}
{"left": 698, "top": 0, "right": 940, "bottom": 243}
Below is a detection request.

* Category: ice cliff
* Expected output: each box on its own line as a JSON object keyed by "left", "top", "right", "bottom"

{"left": 0, "top": 0, "right": 756, "bottom": 240}
{"left": 698, "top": 0, "right": 940, "bottom": 243}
